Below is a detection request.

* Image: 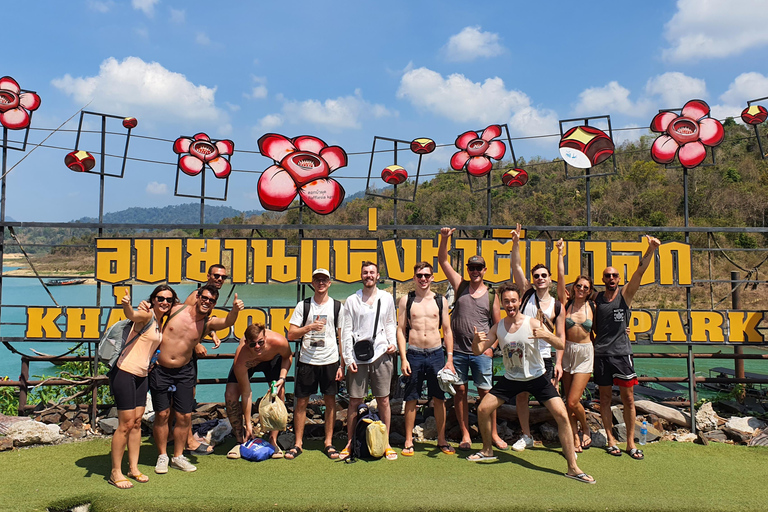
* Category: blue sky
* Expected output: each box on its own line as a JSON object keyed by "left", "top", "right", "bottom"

{"left": 3, "top": 0, "right": 768, "bottom": 222}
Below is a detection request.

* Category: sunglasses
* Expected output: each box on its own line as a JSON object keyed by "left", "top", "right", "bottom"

{"left": 211, "top": 274, "right": 228, "bottom": 280}
{"left": 199, "top": 295, "right": 216, "bottom": 303}
{"left": 415, "top": 273, "right": 432, "bottom": 280}
{"left": 313, "top": 277, "right": 330, "bottom": 283}
{"left": 248, "top": 339, "right": 265, "bottom": 349}
{"left": 604, "top": 273, "right": 619, "bottom": 278}
{"left": 533, "top": 273, "right": 549, "bottom": 279}
{"left": 574, "top": 284, "right": 590, "bottom": 290}
{"left": 155, "top": 296, "right": 174, "bottom": 303}
{"left": 467, "top": 265, "right": 484, "bottom": 271}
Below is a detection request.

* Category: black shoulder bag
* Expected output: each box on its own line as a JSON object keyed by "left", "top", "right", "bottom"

{"left": 353, "top": 299, "right": 380, "bottom": 362}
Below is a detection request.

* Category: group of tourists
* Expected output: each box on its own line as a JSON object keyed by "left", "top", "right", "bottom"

{"left": 106, "top": 227, "right": 661, "bottom": 489}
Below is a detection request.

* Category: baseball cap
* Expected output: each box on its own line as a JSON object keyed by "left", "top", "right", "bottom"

{"left": 312, "top": 268, "right": 331, "bottom": 279}
{"left": 467, "top": 255, "right": 486, "bottom": 267}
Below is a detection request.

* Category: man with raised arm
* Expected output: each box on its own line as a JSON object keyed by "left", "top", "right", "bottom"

{"left": 396, "top": 262, "right": 456, "bottom": 456}
{"left": 509, "top": 224, "right": 566, "bottom": 452}
{"left": 340, "top": 261, "right": 398, "bottom": 461}
{"left": 151, "top": 285, "right": 244, "bottom": 473}
{"left": 438, "top": 227, "right": 504, "bottom": 451}
{"left": 468, "top": 282, "right": 595, "bottom": 484}
{"left": 286, "top": 268, "right": 344, "bottom": 460}
{"left": 224, "top": 323, "right": 293, "bottom": 459}
{"left": 594, "top": 235, "right": 661, "bottom": 460}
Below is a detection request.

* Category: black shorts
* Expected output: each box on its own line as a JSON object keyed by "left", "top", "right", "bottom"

{"left": 226, "top": 355, "right": 283, "bottom": 385}
{"left": 489, "top": 375, "right": 560, "bottom": 404}
{"left": 593, "top": 355, "right": 638, "bottom": 387}
{"left": 543, "top": 357, "right": 554, "bottom": 382}
{"left": 109, "top": 367, "right": 148, "bottom": 411}
{"left": 294, "top": 361, "right": 339, "bottom": 398}
{"left": 149, "top": 361, "right": 196, "bottom": 414}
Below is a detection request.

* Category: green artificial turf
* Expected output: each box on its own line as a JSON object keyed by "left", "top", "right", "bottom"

{"left": 0, "top": 437, "right": 764, "bottom": 512}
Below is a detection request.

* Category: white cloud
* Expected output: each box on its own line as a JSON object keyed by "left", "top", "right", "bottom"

{"left": 169, "top": 8, "right": 185, "bottom": 24}
{"left": 146, "top": 181, "right": 168, "bottom": 195}
{"left": 663, "top": 0, "right": 768, "bottom": 62}
{"left": 258, "top": 114, "right": 283, "bottom": 130}
{"left": 196, "top": 32, "right": 210, "bottom": 45}
{"left": 88, "top": 1, "right": 114, "bottom": 13}
{"left": 397, "top": 67, "right": 555, "bottom": 136}
{"left": 225, "top": 102, "right": 241, "bottom": 112}
{"left": 444, "top": 26, "right": 505, "bottom": 62}
{"left": 265, "top": 89, "right": 394, "bottom": 130}
{"left": 645, "top": 72, "right": 707, "bottom": 108}
{"left": 51, "top": 57, "right": 228, "bottom": 127}
{"left": 573, "top": 81, "right": 651, "bottom": 117}
{"left": 132, "top": 0, "right": 158, "bottom": 17}
{"left": 711, "top": 72, "right": 768, "bottom": 120}
{"left": 246, "top": 76, "right": 268, "bottom": 99}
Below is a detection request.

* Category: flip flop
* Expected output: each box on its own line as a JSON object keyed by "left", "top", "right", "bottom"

{"left": 565, "top": 472, "right": 596, "bottom": 484}
{"left": 108, "top": 478, "right": 133, "bottom": 490}
{"left": 271, "top": 447, "right": 284, "bottom": 459}
{"left": 339, "top": 447, "right": 350, "bottom": 460}
{"left": 227, "top": 445, "right": 241, "bottom": 459}
{"left": 187, "top": 442, "right": 214, "bottom": 455}
{"left": 581, "top": 433, "right": 592, "bottom": 450}
{"left": 606, "top": 445, "right": 622, "bottom": 456}
{"left": 466, "top": 452, "right": 496, "bottom": 462}
{"left": 401, "top": 445, "right": 414, "bottom": 456}
{"left": 324, "top": 445, "right": 340, "bottom": 459}
{"left": 126, "top": 472, "right": 149, "bottom": 483}
{"left": 458, "top": 442, "right": 472, "bottom": 451}
{"left": 628, "top": 448, "right": 644, "bottom": 460}
{"left": 385, "top": 447, "right": 398, "bottom": 460}
{"left": 284, "top": 446, "right": 303, "bottom": 460}
{"left": 493, "top": 439, "right": 509, "bottom": 450}
{"left": 439, "top": 444, "right": 455, "bottom": 455}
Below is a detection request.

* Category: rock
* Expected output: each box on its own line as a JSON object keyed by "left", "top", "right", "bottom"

{"left": 715, "top": 400, "right": 747, "bottom": 415}
{"left": 496, "top": 405, "right": 553, "bottom": 424}
{"left": 722, "top": 427, "right": 751, "bottom": 444}
{"left": 748, "top": 428, "right": 768, "bottom": 447}
{"left": 635, "top": 400, "right": 691, "bottom": 427}
{"left": 724, "top": 416, "right": 767, "bottom": 435}
{"left": 60, "top": 419, "right": 73, "bottom": 432}
{"left": 611, "top": 405, "right": 624, "bottom": 425}
{"left": 591, "top": 429, "right": 607, "bottom": 448}
{"left": 106, "top": 407, "right": 118, "bottom": 419}
{"left": 612, "top": 423, "right": 627, "bottom": 443}
{"left": 390, "top": 432, "right": 406, "bottom": 446}
{"left": 496, "top": 421, "right": 514, "bottom": 441}
{"left": 367, "top": 398, "right": 377, "bottom": 410}
{"left": 0, "top": 436, "right": 13, "bottom": 451}
{"left": 277, "top": 432, "right": 295, "bottom": 450}
{"left": 703, "top": 430, "right": 728, "bottom": 443}
{"left": 207, "top": 419, "right": 232, "bottom": 445}
{"left": 412, "top": 425, "right": 424, "bottom": 441}
{"left": 66, "top": 427, "right": 87, "bottom": 438}
{"left": 0, "top": 414, "right": 33, "bottom": 435}
{"left": 38, "top": 411, "right": 63, "bottom": 424}
{"left": 539, "top": 423, "right": 559, "bottom": 443}
{"left": 674, "top": 432, "right": 697, "bottom": 443}
{"left": 695, "top": 402, "right": 723, "bottom": 432}
{"left": 98, "top": 417, "right": 119, "bottom": 435}
{"left": 635, "top": 420, "right": 661, "bottom": 442}
{"left": 390, "top": 415, "right": 405, "bottom": 437}
{"left": 195, "top": 403, "right": 218, "bottom": 416}
{"left": 585, "top": 411, "right": 603, "bottom": 430}
{"left": 9, "top": 420, "right": 63, "bottom": 446}
{"left": 390, "top": 399, "right": 405, "bottom": 416}
{"left": 420, "top": 417, "right": 437, "bottom": 439}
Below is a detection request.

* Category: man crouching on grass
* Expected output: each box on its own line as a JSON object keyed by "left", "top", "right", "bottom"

{"left": 469, "top": 282, "right": 595, "bottom": 484}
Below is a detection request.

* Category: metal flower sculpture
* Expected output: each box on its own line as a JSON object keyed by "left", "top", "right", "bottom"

{"left": 502, "top": 168, "right": 528, "bottom": 187}
{"left": 650, "top": 99, "right": 724, "bottom": 169}
{"left": 381, "top": 165, "right": 408, "bottom": 185}
{"left": 257, "top": 133, "right": 346, "bottom": 215}
{"left": 741, "top": 105, "right": 767, "bottom": 125}
{"left": 559, "top": 126, "right": 614, "bottom": 169}
{"left": 450, "top": 124, "right": 506, "bottom": 176}
{"left": 0, "top": 76, "right": 41, "bottom": 130}
{"left": 173, "top": 133, "right": 234, "bottom": 178}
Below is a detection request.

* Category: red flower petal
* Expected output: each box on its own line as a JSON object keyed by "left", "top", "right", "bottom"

{"left": 215, "top": 139, "right": 234, "bottom": 156}
{"left": 319, "top": 146, "right": 347, "bottom": 172}
{"left": 698, "top": 117, "right": 724, "bottom": 147}
{"left": 0, "top": 77, "right": 20, "bottom": 93}
{"left": 0, "top": 108, "right": 30, "bottom": 130}
{"left": 298, "top": 178, "right": 345, "bottom": 215}
{"left": 450, "top": 150, "right": 470, "bottom": 171}
{"left": 257, "top": 165, "right": 298, "bottom": 211}
{"left": 681, "top": 99, "right": 710, "bottom": 121}
{"left": 467, "top": 156, "right": 493, "bottom": 176}
{"left": 193, "top": 133, "right": 211, "bottom": 141}
{"left": 173, "top": 137, "right": 192, "bottom": 154}
{"left": 455, "top": 131, "right": 478, "bottom": 150}
{"left": 293, "top": 135, "right": 327, "bottom": 154}
{"left": 650, "top": 135, "right": 679, "bottom": 164}
{"left": 179, "top": 154, "right": 204, "bottom": 176}
{"left": 209, "top": 157, "right": 232, "bottom": 178}
{"left": 19, "top": 92, "right": 41, "bottom": 112}
{"left": 258, "top": 133, "right": 296, "bottom": 162}
{"left": 650, "top": 111, "right": 677, "bottom": 133}
{"left": 486, "top": 140, "right": 506, "bottom": 160}
{"left": 480, "top": 124, "right": 502, "bottom": 141}
{"left": 678, "top": 141, "right": 707, "bottom": 168}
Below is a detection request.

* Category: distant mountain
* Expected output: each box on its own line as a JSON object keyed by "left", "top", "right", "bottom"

{"left": 75, "top": 203, "right": 262, "bottom": 225}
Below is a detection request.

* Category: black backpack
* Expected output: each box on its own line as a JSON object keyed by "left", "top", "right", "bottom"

{"left": 405, "top": 290, "right": 443, "bottom": 342}
{"left": 345, "top": 403, "right": 384, "bottom": 463}
{"left": 300, "top": 297, "right": 342, "bottom": 334}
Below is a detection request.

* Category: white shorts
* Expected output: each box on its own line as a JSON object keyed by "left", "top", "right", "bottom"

{"left": 562, "top": 341, "right": 594, "bottom": 374}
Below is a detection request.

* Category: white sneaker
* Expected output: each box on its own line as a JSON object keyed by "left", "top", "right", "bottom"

{"left": 155, "top": 454, "right": 169, "bottom": 474}
{"left": 170, "top": 455, "right": 197, "bottom": 472}
{"left": 511, "top": 435, "right": 534, "bottom": 452}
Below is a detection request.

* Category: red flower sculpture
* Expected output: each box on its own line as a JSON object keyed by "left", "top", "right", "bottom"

{"left": 257, "top": 133, "right": 347, "bottom": 215}
{"left": 0, "top": 76, "right": 41, "bottom": 130}
{"left": 173, "top": 133, "right": 234, "bottom": 178}
{"left": 450, "top": 124, "right": 506, "bottom": 176}
{"left": 650, "top": 99, "right": 724, "bottom": 169}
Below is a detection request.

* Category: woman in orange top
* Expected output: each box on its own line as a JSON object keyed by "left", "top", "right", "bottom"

{"left": 109, "top": 285, "right": 177, "bottom": 489}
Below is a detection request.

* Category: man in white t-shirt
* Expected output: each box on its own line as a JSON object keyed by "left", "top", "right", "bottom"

{"left": 286, "top": 268, "right": 344, "bottom": 460}
{"left": 339, "top": 261, "right": 398, "bottom": 461}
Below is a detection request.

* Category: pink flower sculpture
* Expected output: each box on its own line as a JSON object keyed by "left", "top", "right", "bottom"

{"left": 173, "top": 133, "right": 234, "bottom": 178}
{"left": 257, "top": 133, "right": 347, "bottom": 215}
{"left": 450, "top": 124, "right": 506, "bottom": 176}
{"left": 0, "top": 76, "right": 41, "bottom": 130}
{"left": 650, "top": 99, "right": 724, "bottom": 169}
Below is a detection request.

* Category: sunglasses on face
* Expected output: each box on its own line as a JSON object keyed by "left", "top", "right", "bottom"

{"left": 467, "top": 265, "right": 484, "bottom": 272}
{"left": 199, "top": 295, "right": 216, "bottom": 304}
{"left": 211, "top": 274, "right": 227, "bottom": 280}
{"left": 313, "top": 277, "right": 330, "bottom": 283}
{"left": 248, "top": 339, "right": 265, "bottom": 349}
{"left": 415, "top": 273, "right": 432, "bottom": 280}
{"left": 574, "top": 284, "right": 590, "bottom": 290}
{"left": 604, "top": 273, "right": 619, "bottom": 278}
{"left": 155, "top": 296, "right": 173, "bottom": 303}
{"left": 533, "top": 273, "right": 549, "bottom": 279}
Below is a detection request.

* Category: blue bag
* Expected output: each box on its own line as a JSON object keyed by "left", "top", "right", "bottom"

{"left": 239, "top": 438, "right": 275, "bottom": 462}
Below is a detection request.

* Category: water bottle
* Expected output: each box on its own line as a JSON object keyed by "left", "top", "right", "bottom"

{"left": 150, "top": 349, "right": 160, "bottom": 368}
{"left": 639, "top": 421, "right": 647, "bottom": 445}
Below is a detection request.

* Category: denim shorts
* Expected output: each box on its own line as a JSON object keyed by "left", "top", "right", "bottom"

{"left": 403, "top": 346, "right": 445, "bottom": 401}
{"left": 453, "top": 351, "right": 493, "bottom": 390}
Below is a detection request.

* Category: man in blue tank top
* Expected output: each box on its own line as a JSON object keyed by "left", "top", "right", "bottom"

{"left": 593, "top": 235, "right": 660, "bottom": 461}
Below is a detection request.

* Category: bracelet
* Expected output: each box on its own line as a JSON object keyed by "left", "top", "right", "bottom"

{"left": 447, "top": 352, "right": 453, "bottom": 355}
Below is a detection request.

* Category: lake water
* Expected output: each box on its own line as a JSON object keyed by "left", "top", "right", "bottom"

{"left": 1, "top": 274, "right": 766, "bottom": 403}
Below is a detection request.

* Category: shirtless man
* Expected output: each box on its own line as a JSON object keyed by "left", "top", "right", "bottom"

{"left": 397, "top": 262, "right": 455, "bottom": 456}
{"left": 469, "top": 283, "right": 595, "bottom": 485}
{"left": 150, "top": 284, "right": 244, "bottom": 473}
{"left": 224, "top": 323, "right": 293, "bottom": 459}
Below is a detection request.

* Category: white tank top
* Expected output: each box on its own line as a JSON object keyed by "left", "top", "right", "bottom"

{"left": 498, "top": 315, "right": 545, "bottom": 381}
{"left": 522, "top": 292, "right": 555, "bottom": 359}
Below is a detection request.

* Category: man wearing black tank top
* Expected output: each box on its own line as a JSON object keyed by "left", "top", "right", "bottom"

{"left": 593, "top": 235, "right": 660, "bottom": 460}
